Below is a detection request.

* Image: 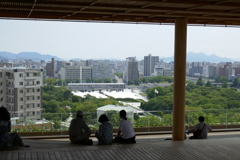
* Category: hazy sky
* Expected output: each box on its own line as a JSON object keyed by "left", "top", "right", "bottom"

{"left": 1, "top": 19, "right": 240, "bottom": 60}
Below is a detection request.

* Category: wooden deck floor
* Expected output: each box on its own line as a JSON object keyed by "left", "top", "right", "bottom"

{"left": 1, "top": 132, "right": 240, "bottom": 160}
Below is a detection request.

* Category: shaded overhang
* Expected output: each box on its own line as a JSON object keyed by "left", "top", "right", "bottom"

{"left": 1, "top": 0, "right": 240, "bottom": 27}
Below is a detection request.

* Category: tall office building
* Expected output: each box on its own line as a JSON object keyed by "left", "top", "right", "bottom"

{"left": 92, "top": 61, "right": 114, "bottom": 80}
{"left": 80, "top": 66, "right": 92, "bottom": 82}
{"left": 0, "top": 68, "right": 43, "bottom": 122}
{"left": 144, "top": 54, "right": 159, "bottom": 76}
{"left": 128, "top": 61, "right": 139, "bottom": 82}
{"left": 45, "top": 58, "right": 55, "bottom": 77}
{"left": 56, "top": 60, "right": 66, "bottom": 73}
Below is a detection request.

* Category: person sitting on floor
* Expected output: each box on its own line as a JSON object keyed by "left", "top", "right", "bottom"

{"left": 0, "top": 107, "right": 30, "bottom": 148}
{"left": 188, "top": 116, "right": 212, "bottom": 139}
{"left": 68, "top": 110, "right": 92, "bottom": 145}
{"left": 95, "top": 114, "right": 113, "bottom": 145}
{"left": 115, "top": 110, "right": 136, "bottom": 143}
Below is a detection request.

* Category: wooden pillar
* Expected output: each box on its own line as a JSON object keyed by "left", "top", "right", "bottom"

{"left": 172, "top": 18, "right": 187, "bottom": 141}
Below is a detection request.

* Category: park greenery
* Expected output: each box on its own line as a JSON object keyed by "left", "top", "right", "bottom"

{"left": 15, "top": 76, "right": 240, "bottom": 132}
{"left": 128, "top": 75, "right": 174, "bottom": 85}
{"left": 140, "top": 78, "right": 240, "bottom": 126}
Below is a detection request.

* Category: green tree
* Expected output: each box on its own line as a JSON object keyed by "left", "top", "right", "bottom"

{"left": 75, "top": 79, "right": 80, "bottom": 83}
{"left": 196, "top": 77, "right": 204, "bottom": 86}
{"left": 86, "top": 78, "right": 93, "bottom": 83}
{"left": 222, "top": 81, "right": 228, "bottom": 88}
{"left": 45, "top": 100, "right": 59, "bottom": 113}
{"left": 72, "top": 95, "right": 82, "bottom": 103}
{"left": 128, "top": 80, "right": 134, "bottom": 85}
{"left": 215, "top": 76, "right": 228, "bottom": 83}
{"left": 63, "top": 90, "right": 72, "bottom": 100}
{"left": 94, "top": 79, "right": 102, "bottom": 83}
{"left": 205, "top": 81, "right": 212, "bottom": 87}
{"left": 115, "top": 73, "right": 123, "bottom": 78}
{"left": 57, "top": 79, "right": 63, "bottom": 86}
{"left": 104, "top": 78, "right": 112, "bottom": 83}
{"left": 134, "top": 79, "right": 140, "bottom": 85}
{"left": 44, "top": 78, "right": 57, "bottom": 85}
{"left": 233, "top": 78, "right": 239, "bottom": 87}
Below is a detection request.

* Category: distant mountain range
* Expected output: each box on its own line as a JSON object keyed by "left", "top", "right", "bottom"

{"left": 160, "top": 52, "right": 235, "bottom": 62}
{"left": 0, "top": 51, "right": 236, "bottom": 62}
{"left": 0, "top": 51, "right": 62, "bottom": 61}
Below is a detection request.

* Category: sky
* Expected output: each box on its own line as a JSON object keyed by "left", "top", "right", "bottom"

{"left": 1, "top": 19, "right": 240, "bottom": 61}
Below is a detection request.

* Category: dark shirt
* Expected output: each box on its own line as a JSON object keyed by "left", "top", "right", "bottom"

{"left": 0, "top": 120, "right": 11, "bottom": 148}
{"left": 68, "top": 118, "right": 90, "bottom": 137}
{"left": 98, "top": 122, "right": 113, "bottom": 144}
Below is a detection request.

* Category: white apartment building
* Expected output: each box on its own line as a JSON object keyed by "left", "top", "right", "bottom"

{"left": 0, "top": 68, "right": 43, "bottom": 122}
{"left": 58, "top": 66, "right": 92, "bottom": 82}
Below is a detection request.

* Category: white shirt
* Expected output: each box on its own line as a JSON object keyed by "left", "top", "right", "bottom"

{"left": 119, "top": 119, "right": 135, "bottom": 139}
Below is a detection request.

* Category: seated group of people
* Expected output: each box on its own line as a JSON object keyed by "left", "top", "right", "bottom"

{"left": 68, "top": 110, "right": 136, "bottom": 145}
{"left": 0, "top": 105, "right": 212, "bottom": 149}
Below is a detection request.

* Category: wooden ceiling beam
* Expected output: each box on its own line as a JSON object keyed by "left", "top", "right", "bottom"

{"left": 27, "top": 0, "right": 37, "bottom": 18}
{"left": 123, "top": 0, "right": 240, "bottom": 8}
{"left": 1, "top": 2, "right": 240, "bottom": 17}
{"left": 61, "top": 0, "right": 101, "bottom": 19}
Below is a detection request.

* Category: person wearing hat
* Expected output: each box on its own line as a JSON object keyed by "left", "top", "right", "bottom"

{"left": 68, "top": 110, "right": 92, "bottom": 145}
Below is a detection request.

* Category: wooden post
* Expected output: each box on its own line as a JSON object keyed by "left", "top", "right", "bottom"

{"left": 172, "top": 18, "right": 187, "bottom": 141}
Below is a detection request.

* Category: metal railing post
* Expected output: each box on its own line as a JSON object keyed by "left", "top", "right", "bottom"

{"left": 61, "top": 113, "right": 63, "bottom": 135}
{"left": 226, "top": 109, "right": 228, "bottom": 130}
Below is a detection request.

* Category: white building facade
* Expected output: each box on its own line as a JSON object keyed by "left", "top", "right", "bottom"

{"left": 0, "top": 68, "right": 43, "bottom": 122}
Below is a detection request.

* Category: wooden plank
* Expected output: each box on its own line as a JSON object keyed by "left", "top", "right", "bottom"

{"left": 125, "top": 149, "right": 140, "bottom": 160}
{"left": 19, "top": 152, "right": 25, "bottom": 160}
{"left": 26, "top": 152, "right": 31, "bottom": 160}
{"left": 131, "top": 149, "right": 146, "bottom": 160}
{"left": 54, "top": 151, "right": 63, "bottom": 160}
{"left": 48, "top": 152, "right": 57, "bottom": 160}
{"left": 59, "top": 151, "right": 68, "bottom": 160}
{"left": 31, "top": 152, "right": 37, "bottom": 160}
{"left": 43, "top": 152, "right": 51, "bottom": 160}
{"left": 138, "top": 148, "right": 158, "bottom": 159}
{"left": 108, "top": 150, "right": 124, "bottom": 160}
{"left": 75, "top": 151, "right": 86, "bottom": 160}
{"left": 0, "top": 153, "right": 6, "bottom": 160}
{"left": 78, "top": 151, "right": 89, "bottom": 160}
{"left": 99, "top": 150, "right": 111, "bottom": 160}
{"left": 65, "top": 151, "right": 74, "bottom": 160}
{"left": 85, "top": 150, "right": 97, "bottom": 160}
{"left": 120, "top": 149, "right": 132, "bottom": 160}
{"left": 148, "top": 147, "right": 163, "bottom": 159}
{"left": 94, "top": 150, "right": 106, "bottom": 159}
{"left": 37, "top": 152, "right": 44, "bottom": 160}
{"left": 103, "top": 150, "right": 119, "bottom": 159}
{"left": 5, "top": 153, "right": 12, "bottom": 160}
{"left": 69, "top": 151, "right": 80, "bottom": 160}
{"left": 12, "top": 152, "right": 19, "bottom": 160}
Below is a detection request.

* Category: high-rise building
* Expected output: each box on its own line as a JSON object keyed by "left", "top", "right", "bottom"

{"left": 92, "top": 61, "right": 114, "bottom": 80}
{"left": 56, "top": 61, "right": 66, "bottom": 73}
{"left": 45, "top": 58, "right": 54, "bottom": 77}
{"left": 80, "top": 66, "right": 92, "bottom": 82}
{"left": 128, "top": 61, "right": 139, "bottom": 82}
{"left": 144, "top": 54, "right": 159, "bottom": 76}
{"left": 0, "top": 68, "right": 43, "bottom": 122}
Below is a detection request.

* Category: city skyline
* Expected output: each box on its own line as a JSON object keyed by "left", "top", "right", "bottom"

{"left": 1, "top": 19, "right": 240, "bottom": 60}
